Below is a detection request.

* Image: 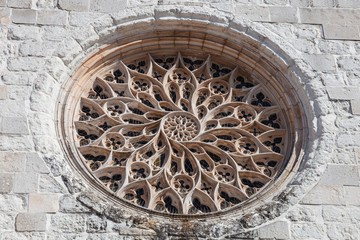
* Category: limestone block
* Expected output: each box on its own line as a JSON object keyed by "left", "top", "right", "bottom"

{"left": 69, "top": 12, "right": 105, "bottom": 26}
{"left": 235, "top": 5, "right": 270, "bottom": 21}
{"left": 7, "top": 0, "right": 32, "bottom": 8}
{"left": 0, "top": 152, "right": 26, "bottom": 172}
{"left": 8, "top": 25, "right": 42, "bottom": 40}
{"left": 8, "top": 57, "right": 44, "bottom": 72}
{"left": 29, "top": 193, "right": 59, "bottom": 213}
{"left": 337, "top": 0, "right": 360, "bottom": 8}
{"left": 13, "top": 172, "right": 38, "bottom": 193}
{"left": 319, "top": 164, "right": 359, "bottom": 186}
{"left": 0, "top": 173, "right": 13, "bottom": 193}
{"left": 15, "top": 213, "right": 47, "bottom": 232}
{"left": 303, "top": 54, "right": 336, "bottom": 72}
{"left": 43, "top": 26, "right": 69, "bottom": 41}
{"left": 50, "top": 214, "right": 86, "bottom": 233}
{"left": 290, "top": 0, "right": 310, "bottom": 7}
{"left": 337, "top": 56, "right": 360, "bottom": 71}
{"left": 0, "top": 7, "right": 10, "bottom": 24}
{"left": 287, "top": 205, "right": 322, "bottom": 222}
{"left": 0, "top": 0, "right": 5, "bottom": 7}
{"left": 86, "top": 215, "right": 107, "bottom": 233}
{"left": 19, "top": 40, "right": 56, "bottom": 57}
{"left": 26, "top": 153, "right": 49, "bottom": 174}
{"left": 12, "top": 9, "right": 36, "bottom": 24}
{"left": 355, "top": 147, "right": 360, "bottom": 164}
{"left": 7, "top": 85, "right": 32, "bottom": 100}
{"left": 259, "top": 221, "right": 290, "bottom": 239}
{"left": 344, "top": 186, "right": 360, "bottom": 205}
{"left": 351, "top": 100, "right": 360, "bottom": 115}
{"left": 326, "top": 86, "right": 360, "bottom": 100}
{"left": 37, "top": 10, "right": 68, "bottom": 25}
{"left": 291, "top": 223, "right": 325, "bottom": 239}
{"left": 323, "top": 24, "right": 360, "bottom": 40}
{"left": 0, "top": 85, "right": 7, "bottom": 99}
{"left": 264, "top": 0, "right": 287, "bottom": 5}
{"left": 0, "top": 194, "right": 27, "bottom": 212}
{"left": 326, "top": 223, "right": 360, "bottom": 240}
{"left": 39, "top": 175, "right": 66, "bottom": 193}
{"left": 90, "top": 0, "right": 128, "bottom": 13}
{"left": 1, "top": 117, "right": 29, "bottom": 135}
{"left": 269, "top": 6, "right": 298, "bottom": 23}
{"left": 299, "top": 8, "right": 328, "bottom": 24}
{"left": 0, "top": 213, "right": 15, "bottom": 230}
{"left": 59, "top": 0, "right": 90, "bottom": 11}
{"left": 312, "top": 0, "right": 334, "bottom": 7}
{"left": 301, "top": 185, "right": 343, "bottom": 205}
{"left": 2, "top": 72, "right": 36, "bottom": 85}
{"left": 322, "top": 206, "right": 349, "bottom": 223}
{"left": 59, "top": 195, "right": 90, "bottom": 213}
{"left": 0, "top": 100, "right": 26, "bottom": 117}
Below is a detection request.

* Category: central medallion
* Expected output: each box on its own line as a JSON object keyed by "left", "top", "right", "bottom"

{"left": 162, "top": 112, "right": 200, "bottom": 141}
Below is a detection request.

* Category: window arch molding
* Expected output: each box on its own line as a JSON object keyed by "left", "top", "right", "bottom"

{"left": 55, "top": 11, "right": 333, "bottom": 228}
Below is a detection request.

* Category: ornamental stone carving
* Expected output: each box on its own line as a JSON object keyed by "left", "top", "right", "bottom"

{"left": 73, "top": 52, "right": 289, "bottom": 214}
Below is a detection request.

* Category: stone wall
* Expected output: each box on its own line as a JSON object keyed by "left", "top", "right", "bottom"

{"left": 0, "top": 0, "right": 359, "bottom": 239}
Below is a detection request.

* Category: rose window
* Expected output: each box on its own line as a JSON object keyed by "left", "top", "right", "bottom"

{"left": 73, "top": 52, "right": 290, "bottom": 215}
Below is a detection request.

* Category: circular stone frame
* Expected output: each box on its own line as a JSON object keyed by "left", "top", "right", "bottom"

{"left": 55, "top": 10, "right": 329, "bottom": 230}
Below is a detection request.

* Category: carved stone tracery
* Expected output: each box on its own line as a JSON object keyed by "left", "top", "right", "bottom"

{"left": 74, "top": 52, "right": 288, "bottom": 215}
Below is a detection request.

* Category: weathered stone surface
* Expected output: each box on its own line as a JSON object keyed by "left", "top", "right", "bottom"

{"left": 2, "top": 72, "right": 36, "bottom": 85}
{"left": 0, "top": 213, "right": 15, "bottom": 230}
{"left": 326, "top": 223, "right": 360, "bottom": 240}
{"left": 39, "top": 174, "right": 66, "bottom": 193}
{"left": 287, "top": 205, "right": 322, "bottom": 222}
{"left": 319, "top": 164, "right": 359, "bottom": 186}
{"left": 259, "top": 221, "right": 290, "bottom": 239}
{"left": 26, "top": 153, "right": 49, "bottom": 173}
{"left": 303, "top": 54, "right": 336, "bottom": 72}
{"left": 8, "top": 57, "right": 44, "bottom": 71}
{"left": 16, "top": 213, "right": 47, "bottom": 232}
{"left": 344, "top": 186, "right": 360, "bottom": 206}
{"left": 1, "top": 117, "right": 29, "bottom": 135}
{"left": 351, "top": 100, "right": 360, "bottom": 115}
{"left": 269, "top": 6, "right": 298, "bottom": 23}
{"left": 0, "top": 173, "right": 13, "bottom": 193}
{"left": 235, "top": 5, "right": 270, "bottom": 21}
{"left": 355, "top": 147, "right": 360, "bottom": 164}
{"left": 29, "top": 193, "right": 59, "bottom": 213}
{"left": 59, "top": 0, "right": 90, "bottom": 11}
{"left": 292, "top": 223, "right": 325, "bottom": 239}
{"left": 13, "top": 172, "right": 38, "bottom": 193}
{"left": 59, "top": 195, "right": 90, "bottom": 213}
{"left": 0, "top": 194, "right": 27, "bottom": 212}
{"left": 0, "top": 152, "right": 26, "bottom": 172}
{"left": 86, "top": 215, "right": 107, "bottom": 233}
{"left": 0, "top": 85, "right": 7, "bottom": 99}
{"left": 90, "top": 0, "right": 128, "bottom": 12}
{"left": 50, "top": 214, "right": 86, "bottom": 233}
{"left": 7, "top": 0, "right": 32, "bottom": 8}
{"left": 8, "top": 25, "right": 42, "bottom": 40}
{"left": 301, "top": 185, "right": 343, "bottom": 205}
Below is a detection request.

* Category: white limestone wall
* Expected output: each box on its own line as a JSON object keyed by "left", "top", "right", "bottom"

{"left": 0, "top": 0, "right": 360, "bottom": 239}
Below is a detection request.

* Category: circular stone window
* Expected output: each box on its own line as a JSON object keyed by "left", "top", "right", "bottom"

{"left": 59, "top": 30, "right": 306, "bottom": 217}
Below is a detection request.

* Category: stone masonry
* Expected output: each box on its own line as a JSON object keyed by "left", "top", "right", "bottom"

{"left": 0, "top": 0, "right": 360, "bottom": 239}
